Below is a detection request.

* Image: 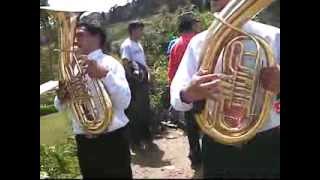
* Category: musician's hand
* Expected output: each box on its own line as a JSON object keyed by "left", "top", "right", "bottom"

{"left": 57, "top": 76, "right": 86, "bottom": 103}
{"left": 260, "top": 65, "right": 280, "bottom": 94}
{"left": 131, "top": 61, "right": 140, "bottom": 76}
{"left": 57, "top": 80, "right": 71, "bottom": 103}
{"left": 86, "top": 60, "right": 109, "bottom": 79}
{"left": 181, "top": 69, "right": 233, "bottom": 103}
{"left": 79, "top": 55, "right": 109, "bottom": 79}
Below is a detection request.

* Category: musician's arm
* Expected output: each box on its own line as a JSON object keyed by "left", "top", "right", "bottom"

{"left": 275, "top": 30, "right": 280, "bottom": 94}
{"left": 260, "top": 29, "right": 280, "bottom": 94}
{"left": 54, "top": 81, "right": 70, "bottom": 112}
{"left": 273, "top": 29, "right": 280, "bottom": 65}
{"left": 120, "top": 44, "right": 132, "bottom": 65}
{"left": 170, "top": 42, "right": 198, "bottom": 112}
{"left": 54, "top": 96, "right": 66, "bottom": 112}
{"left": 101, "top": 58, "right": 131, "bottom": 110}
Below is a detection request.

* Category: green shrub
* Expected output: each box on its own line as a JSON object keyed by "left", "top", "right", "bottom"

{"left": 141, "top": 9, "right": 209, "bottom": 116}
{"left": 40, "top": 137, "right": 80, "bottom": 179}
{"left": 40, "top": 91, "right": 56, "bottom": 105}
{"left": 40, "top": 104, "right": 58, "bottom": 116}
{"left": 198, "top": 10, "right": 215, "bottom": 29}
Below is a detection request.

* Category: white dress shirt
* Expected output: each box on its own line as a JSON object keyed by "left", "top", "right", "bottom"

{"left": 54, "top": 49, "right": 131, "bottom": 134}
{"left": 170, "top": 20, "right": 280, "bottom": 133}
{"left": 120, "top": 38, "right": 147, "bottom": 68}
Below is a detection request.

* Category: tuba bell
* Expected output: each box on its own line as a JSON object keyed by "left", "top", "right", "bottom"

{"left": 41, "top": 7, "right": 113, "bottom": 135}
{"left": 195, "top": 0, "right": 277, "bottom": 145}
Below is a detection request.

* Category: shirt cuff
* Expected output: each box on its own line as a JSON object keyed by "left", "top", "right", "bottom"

{"left": 171, "top": 90, "right": 193, "bottom": 111}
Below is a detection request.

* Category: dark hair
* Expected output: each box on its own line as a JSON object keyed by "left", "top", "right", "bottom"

{"left": 77, "top": 22, "right": 106, "bottom": 47}
{"left": 178, "top": 13, "right": 199, "bottom": 33}
{"left": 128, "top": 21, "right": 144, "bottom": 34}
{"left": 178, "top": 20, "right": 194, "bottom": 33}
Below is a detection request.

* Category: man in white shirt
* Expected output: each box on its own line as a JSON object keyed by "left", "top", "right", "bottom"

{"left": 54, "top": 13, "right": 132, "bottom": 178}
{"left": 170, "top": 0, "right": 280, "bottom": 178}
{"left": 120, "top": 21, "right": 153, "bottom": 152}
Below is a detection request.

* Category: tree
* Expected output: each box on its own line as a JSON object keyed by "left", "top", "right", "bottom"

{"left": 40, "top": 0, "right": 59, "bottom": 83}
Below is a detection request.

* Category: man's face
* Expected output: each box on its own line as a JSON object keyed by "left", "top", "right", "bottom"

{"left": 75, "top": 27, "right": 98, "bottom": 55}
{"left": 132, "top": 27, "right": 144, "bottom": 40}
{"left": 210, "top": 0, "right": 230, "bottom": 12}
{"left": 192, "top": 21, "right": 202, "bottom": 33}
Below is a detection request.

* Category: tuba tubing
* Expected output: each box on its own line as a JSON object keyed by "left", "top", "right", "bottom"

{"left": 195, "top": 0, "right": 276, "bottom": 145}
{"left": 42, "top": 8, "right": 113, "bottom": 135}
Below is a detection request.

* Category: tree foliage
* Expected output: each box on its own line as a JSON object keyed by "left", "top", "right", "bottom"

{"left": 40, "top": 1, "right": 59, "bottom": 84}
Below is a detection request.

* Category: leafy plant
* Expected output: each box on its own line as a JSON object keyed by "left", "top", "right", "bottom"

{"left": 40, "top": 137, "right": 80, "bottom": 179}
{"left": 40, "top": 91, "right": 56, "bottom": 105}
{"left": 40, "top": 104, "right": 58, "bottom": 116}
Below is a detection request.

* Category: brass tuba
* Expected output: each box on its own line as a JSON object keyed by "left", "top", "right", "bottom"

{"left": 195, "top": 0, "right": 277, "bottom": 145}
{"left": 41, "top": 7, "right": 113, "bottom": 134}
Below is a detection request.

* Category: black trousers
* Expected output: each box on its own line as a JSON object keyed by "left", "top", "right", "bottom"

{"left": 185, "top": 111, "right": 202, "bottom": 164}
{"left": 202, "top": 127, "right": 280, "bottom": 178}
{"left": 75, "top": 126, "right": 132, "bottom": 179}
{"left": 126, "top": 81, "right": 152, "bottom": 145}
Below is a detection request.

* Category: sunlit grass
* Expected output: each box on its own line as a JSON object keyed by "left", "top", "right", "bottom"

{"left": 40, "top": 112, "right": 72, "bottom": 145}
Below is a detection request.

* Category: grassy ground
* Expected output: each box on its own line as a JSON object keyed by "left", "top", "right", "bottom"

{"left": 40, "top": 112, "right": 72, "bottom": 145}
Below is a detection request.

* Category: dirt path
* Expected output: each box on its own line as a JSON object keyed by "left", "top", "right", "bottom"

{"left": 131, "top": 128, "right": 203, "bottom": 179}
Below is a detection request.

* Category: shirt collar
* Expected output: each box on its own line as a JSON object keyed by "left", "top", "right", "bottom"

{"left": 87, "top": 49, "right": 103, "bottom": 60}
{"left": 129, "top": 37, "right": 139, "bottom": 43}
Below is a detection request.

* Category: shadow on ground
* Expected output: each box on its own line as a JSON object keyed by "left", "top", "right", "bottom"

{"left": 131, "top": 142, "right": 171, "bottom": 168}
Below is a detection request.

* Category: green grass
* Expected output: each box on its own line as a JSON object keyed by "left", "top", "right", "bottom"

{"left": 40, "top": 112, "right": 72, "bottom": 145}
{"left": 108, "top": 13, "right": 164, "bottom": 42}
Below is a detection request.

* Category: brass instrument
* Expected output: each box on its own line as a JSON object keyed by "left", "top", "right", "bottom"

{"left": 195, "top": 0, "right": 277, "bottom": 145}
{"left": 41, "top": 7, "right": 113, "bottom": 134}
